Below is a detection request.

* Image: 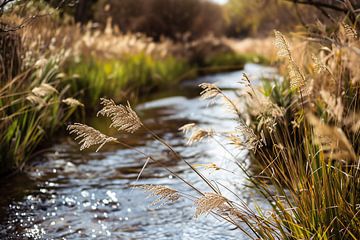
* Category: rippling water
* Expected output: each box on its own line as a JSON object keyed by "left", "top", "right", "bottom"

{"left": 0, "top": 64, "right": 277, "bottom": 240}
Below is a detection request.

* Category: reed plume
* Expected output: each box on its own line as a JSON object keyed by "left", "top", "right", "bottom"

{"left": 97, "top": 98, "right": 142, "bottom": 133}
{"left": 343, "top": 24, "right": 358, "bottom": 40}
{"left": 287, "top": 58, "right": 305, "bottom": 90}
{"left": 274, "top": 30, "right": 291, "bottom": 59}
{"left": 178, "top": 123, "right": 196, "bottom": 134}
{"left": 31, "top": 83, "right": 58, "bottom": 97}
{"left": 62, "top": 98, "right": 84, "bottom": 107}
{"left": 344, "top": 113, "right": 360, "bottom": 133}
{"left": 312, "top": 54, "right": 327, "bottom": 74}
{"left": 199, "top": 83, "right": 221, "bottom": 103}
{"left": 67, "top": 123, "right": 117, "bottom": 152}
{"left": 200, "top": 82, "right": 241, "bottom": 117}
{"left": 187, "top": 128, "right": 214, "bottom": 145}
{"left": 26, "top": 94, "right": 46, "bottom": 107}
{"left": 320, "top": 90, "right": 344, "bottom": 123}
{"left": 307, "top": 113, "right": 357, "bottom": 161}
{"left": 274, "top": 30, "right": 305, "bottom": 90}
{"left": 195, "top": 193, "right": 227, "bottom": 218}
{"left": 138, "top": 185, "right": 180, "bottom": 206}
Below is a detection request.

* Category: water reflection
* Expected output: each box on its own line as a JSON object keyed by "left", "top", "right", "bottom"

{"left": 0, "top": 64, "right": 277, "bottom": 239}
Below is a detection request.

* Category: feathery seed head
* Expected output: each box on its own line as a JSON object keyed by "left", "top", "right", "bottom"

{"left": 237, "top": 122, "right": 262, "bottom": 150}
{"left": 199, "top": 83, "right": 221, "bottom": 102}
{"left": 288, "top": 60, "right": 305, "bottom": 90}
{"left": 312, "top": 54, "right": 327, "bottom": 74}
{"left": 227, "top": 134, "right": 243, "bottom": 148}
{"left": 307, "top": 114, "right": 357, "bottom": 161}
{"left": 179, "top": 123, "right": 196, "bottom": 134}
{"left": 26, "top": 94, "right": 46, "bottom": 107}
{"left": 343, "top": 24, "right": 358, "bottom": 40}
{"left": 32, "top": 83, "right": 58, "bottom": 97}
{"left": 138, "top": 185, "right": 180, "bottom": 206}
{"left": 187, "top": 128, "right": 214, "bottom": 145}
{"left": 195, "top": 193, "right": 227, "bottom": 218}
{"left": 344, "top": 113, "right": 360, "bottom": 133}
{"left": 67, "top": 123, "right": 117, "bottom": 152}
{"left": 97, "top": 98, "right": 142, "bottom": 133}
{"left": 62, "top": 98, "right": 84, "bottom": 107}
{"left": 274, "top": 30, "right": 291, "bottom": 59}
{"left": 320, "top": 90, "right": 344, "bottom": 123}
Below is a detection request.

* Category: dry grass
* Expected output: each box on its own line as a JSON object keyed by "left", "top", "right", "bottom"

{"left": 67, "top": 123, "right": 117, "bottom": 152}
{"left": 137, "top": 185, "right": 180, "bottom": 206}
{"left": 68, "top": 18, "right": 360, "bottom": 239}
{"left": 97, "top": 98, "right": 142, "bottom": 133}
{"left": 225, "top": 37, "right": 277, "bottom": 62}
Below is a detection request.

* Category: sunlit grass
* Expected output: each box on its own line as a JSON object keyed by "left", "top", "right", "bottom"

{"left": 66, "top": 54, "right": 192, "bottom": 107}
{"left": 68, "top": 24, "right": 360, "bottom": 239}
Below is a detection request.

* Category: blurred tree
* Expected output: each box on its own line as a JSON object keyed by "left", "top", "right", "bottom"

{"left": 94, "top": 0, "right": 225, "bottom": 40}
{"left": 191, "top": 1, "right": 225, "bottom": 38}
{"left": 285, "top": 0, "right": 359, "bottom": 24}
{"left": 224, "top": 0, "right": 336, "bottom": 37}
{"left": 74, "top": 0, "right": 97, "bottom": 23}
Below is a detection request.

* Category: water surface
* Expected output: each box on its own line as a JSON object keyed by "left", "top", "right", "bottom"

{"left": 0, "top": 64, "right": 277, "bottom": 240}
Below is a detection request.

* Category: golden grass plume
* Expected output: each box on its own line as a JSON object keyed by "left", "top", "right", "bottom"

{"left": 31, "top": 83, "right": 58, "bottom": 97}
{"left": 195, "top": 193, "right": 227, "bottom": 218}
{"left": 67, "top": 123, "right": 117, "bottom": 152}
{"left": 62, "top": 98, "right": 84, "bottom": 108}
{"left": 138, "top": 184, "right": 180, "bottom": 206}
{"left": 97, "top": 98, "right": 142, "bottom": 133}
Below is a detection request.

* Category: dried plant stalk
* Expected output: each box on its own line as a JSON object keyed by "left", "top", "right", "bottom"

{"left": 274, "top": 30, "right": 291, "bottom": 59}
{"left": 178, "top": 123, "right": 196, "bottom": 134}
{"left": 138, "top": 185, "right": 180, "bottom": 206}
{"left": 26, "top": 94, "right": 46, "bottom": 107}
{"left": 62, "top": 98, "right": 84, "bottom": 107}
{"left": 307, "top": 114, "right": 357, "bottom": 161}
{"left": 199, "top": 83, "right": 221, "bottom": 102}
{"left": 195, "top": 193, "right": 227, "bottom": 218}
{"left": 187, "top": 128, "right": 214, "bottom": 145}
{"left": 32, "top": 83, "right": 58, "bottom": 97}
{"left": 320, "top": 90, "right": 344, "bottom": 123}
{"left": 97, "top": 98, "right": 142, "bottom": 133}
{"left": 67, "top": 123, "right": 117, "bottom": 152}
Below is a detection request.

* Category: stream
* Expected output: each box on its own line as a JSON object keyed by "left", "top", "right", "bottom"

{"left": 0, "top": 63, "right": 277, "bottom": 240}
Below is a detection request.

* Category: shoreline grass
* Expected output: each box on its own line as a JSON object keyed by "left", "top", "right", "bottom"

{"left": 67, "top": 22, "right": 360, "bottom": 239}
{"left": 0, "top": 13, "right": 260, "bottom": 176}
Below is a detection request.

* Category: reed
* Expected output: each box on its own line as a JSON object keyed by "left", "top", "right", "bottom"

{"left": 0, "top": 60, "right": 83, "bottom": 175}
{"left": 68, "top": 21, "right": 360, "bottom": 239}
{"left": 1, "top": 2, "right": 256, "bottom": 175}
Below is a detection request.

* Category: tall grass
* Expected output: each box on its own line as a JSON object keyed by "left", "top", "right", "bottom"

{"left": 68, "top": 21, "right": 360, "bottom": 239}
{"left": 0, "top": 3, "right": 254, "bottom": 175}
{"left": 66, "top": 53, "right": 192, "bottom": 107}
{"left": 0, "top": 60, "right": 82, "bottom": 175}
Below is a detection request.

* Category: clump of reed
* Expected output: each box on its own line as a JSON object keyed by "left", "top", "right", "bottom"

{"left": 68, "top": 19, "right": 360, "bottom": 239}
{"left": 0, "top": 59, "right": 83, "bottom": 175}
{"left": 1, "top": 1, "right": 257, "bottom": 175}
{"left": 22, "top": 16, "right": 245, "bottom": 108}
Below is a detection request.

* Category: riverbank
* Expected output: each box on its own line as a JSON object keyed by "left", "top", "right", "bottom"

{"left": 0, "top": 64, "right": 276, "bottom": 239}
{"left": 0, "top": 15, "right": 270, "bottom": 176}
